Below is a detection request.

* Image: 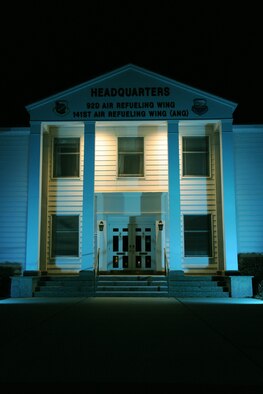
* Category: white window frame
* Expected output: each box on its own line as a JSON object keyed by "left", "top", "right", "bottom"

{"left": 182, "top": 135, "right": 211, "bottom": 178}
{"left": 117, "top": 136, "right": 144, "bottom": 178}
{"left": 52, "top": 137, "right": 80, "bottom": 179}
{"left": 50, "top": 214, "right": 80, "bottom": 258}
{"left": 183, "top": 214, "right": 213, "bottom": 258}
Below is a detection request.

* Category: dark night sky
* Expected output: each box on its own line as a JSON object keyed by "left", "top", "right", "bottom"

{"left": 1, "top": 3, "right": 262, "bottom": 127}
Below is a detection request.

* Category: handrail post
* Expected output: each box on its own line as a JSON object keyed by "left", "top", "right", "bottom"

{"left": 164, "top": 248, "right": 170, "bottom": 296}
{"left": 93, "top": 248, "right": 100, "bottom": 295}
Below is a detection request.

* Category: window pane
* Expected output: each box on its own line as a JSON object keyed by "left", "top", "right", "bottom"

{"left": 118, "top": 137, "right": 144, "bottom": 177}
{"left": 51, "top": 215, "right": 79, "bottom": 257}
{"left": 113, "top": 236, "right": 119, "bottom": 252}
{"left": 184, "top": 215, "right": 211, "bottom": 231}
{"left": 123, "top": 236, "right": 128, "bottom": 252}
{"left": 183, "top": 152, "right": 209, "bottom": 176}
{"left": 53, "top": 138, "right": 80, "bottom": 177}
{"left": 145, "top": 235, "right": 151, "bottom": 252}
{"left": 182, "top": 136, "right": 209, "bottom": 176}
{"left": 118, "top": 137, "right": 143, "bottom": 152}
{"left": 136, "top": 235, "right": 142, "bottom": 252}
{"left": 184, "top": 215, "right": 212, "bottom": 257}
{"left": 183, "top": 136, "right": 209, "bottom": 152}
{"left": 119, "top": 154, "right": 143, "bottom": 176}
{"left": 184, "top": 232, "right": 212, "bottom": 256}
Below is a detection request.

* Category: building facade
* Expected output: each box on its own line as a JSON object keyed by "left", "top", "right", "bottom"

{"left": 1, "top": 65, "right": 263, "bottom": 291}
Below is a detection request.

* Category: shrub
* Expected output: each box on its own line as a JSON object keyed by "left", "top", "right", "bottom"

{"left": 238, "top": 253, "right": 263, "bottom": 297}
{"left": 0, "top": 262, "right": 22, "bottom": 297}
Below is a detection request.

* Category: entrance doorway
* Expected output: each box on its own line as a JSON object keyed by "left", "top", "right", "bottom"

{"left": 108, "top": 218, "right": 156, "bottom": 271}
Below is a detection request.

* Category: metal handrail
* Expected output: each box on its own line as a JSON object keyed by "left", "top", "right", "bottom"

{"left": 164, "top": 248, "right": 169, "bottom": 276}
{"left": 94, "top": 248, "right": 100, "bottom": 280}
{"left": 164, "top": 248, "right": 170, "bottom": 295}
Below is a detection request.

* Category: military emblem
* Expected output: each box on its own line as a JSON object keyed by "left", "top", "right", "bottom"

{"left": 53, "top": 100, "right": 70, "bottom": 116}
{"left": 192, "top": 98, "right": 208, "bottom": 116}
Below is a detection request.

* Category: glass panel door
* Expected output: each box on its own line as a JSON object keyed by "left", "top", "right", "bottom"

{"left": 108, "top": 219, "right": 155, "bottom": 271}
{"left": 111, "top": 226, "right": 129, "bottom": 269}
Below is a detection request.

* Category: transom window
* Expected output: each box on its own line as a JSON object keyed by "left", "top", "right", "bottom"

{"left": 184, "top": 214, "right": 212, "bottom": 257}
{"left": 118, "top": 137, "right": 144, "bottom": 177}
{"left": 53, "top": 138, "right": 80, "bottom": 178}
{"left": 182, "top": 136, "right": 209, "bottom": 176}
{"left": 51, "top": 215, "right": 79, "bottom": 257}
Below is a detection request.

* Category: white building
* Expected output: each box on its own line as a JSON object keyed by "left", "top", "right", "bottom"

{"left": 1, "top": 64, "right": 262, "bottom": 296}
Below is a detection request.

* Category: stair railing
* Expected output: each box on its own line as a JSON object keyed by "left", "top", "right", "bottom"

{"left": 164, "top": 248, "right": 169, "bottom": 276}
{"left": 92, "top": 248, "right": 100, "bottom": 296}
{"left": 94, "top": 248, "right": 100, "bottom": 281}
{"left": 94, "top": 248, "right": 100, "bottom": 277}
{"left": 164, "top": 248, "right": 170, "bottom": 295}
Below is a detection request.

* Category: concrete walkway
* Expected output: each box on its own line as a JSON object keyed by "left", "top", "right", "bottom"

{"left": 0, "top": 296, "right": 263, "bottom": 391}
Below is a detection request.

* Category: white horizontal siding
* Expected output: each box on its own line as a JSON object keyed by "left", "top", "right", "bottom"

{"left": 46, "top": 127, "right": 84, "bottom": 272}
{"left": 0, "top": 133, "right": 29, "bottom": 264}
{"left": 234, "top": 130, "right": 263, "bottom": 252}
{"left": 179, "top": 126, "right": 218, "bottom": 268}
{"left": 95, "top": 125, "right": 168, "bottom": 192}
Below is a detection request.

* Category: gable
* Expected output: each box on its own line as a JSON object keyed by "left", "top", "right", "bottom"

{"left": 26, "top": 64, "right": 237, "bottom": 122}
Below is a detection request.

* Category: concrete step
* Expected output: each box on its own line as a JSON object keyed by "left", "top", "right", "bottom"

{"left": 97, "top": 275, "right": 166, "bottom": 281}
{"left": 95, "top": 275, "right": 169, "bottom": 296}
{"left": 97, "top": 280, "right": 167, "bottom": 286}
{"left": 39, "top": 276, "right": 80, "bottom": 281}
{"left": 95, "top": 291, "right": 169, "bottom": 297}
{"left": 33, "top": 274, "right": 229, "bottom": 298}
{"left": 169, "top": 285, "right": 226, "bottom": 292}
{"left": 97, "top": 285, "right": 168, "bottom": 291}
{"left": 169, "top": 292, "right": 229, "bottom": 298}
{"left": 34, "top": 291, "right": 93, "bottom": 297}
{"left": 95, "top": 274, "right": 229, "bottom": 297}
{"left": 170, "top": 275, "right": 222, "bottom": 281}
{"left": 34, "top": 288, "right": 94, "bottom": 297}
{"left": 169, "top": 281, "right": 220, "bottom": 288}
{"left": 33, "top": 275, "right": 94, "bottom": 297}
{"left": 35, "top": 283, "right": 92, "bottom": 290}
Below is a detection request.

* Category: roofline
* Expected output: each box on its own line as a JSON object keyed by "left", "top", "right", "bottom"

{"left": 26, "top": 63, "right": 238, "bottom": 111}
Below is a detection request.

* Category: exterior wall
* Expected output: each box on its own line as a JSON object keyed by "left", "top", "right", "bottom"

{"left": 95, "top": 123, "right": 168, "bottom": 192}
{"left": 0, "top": 129, "right": 29, "bottom": 267}
{"left": 179, "top": 122, "right": 220, "bottom": 272}
{"left": 94, "top": 122, "right": 168, "bottom": 271}
{"left": 234, "top": 125, "right": 263, "bottom": 253}
{"left": 42, "top": 122, "right": 168, "bottom": 273}
{"left": 43, "top": 125, "right": 84, "bottom": 273}
{"left": 4, "top": 123, "right": 263, "bottom": 275}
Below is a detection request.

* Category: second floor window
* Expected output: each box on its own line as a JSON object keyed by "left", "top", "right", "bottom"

{"left": 182, "top": 136, "right": 209, "bottom": 177}
{"left": 118, "top": 137, "right": 144, "bottom": 177}
{"left": 53, "top": 138, "right": 80, "bottom": 178}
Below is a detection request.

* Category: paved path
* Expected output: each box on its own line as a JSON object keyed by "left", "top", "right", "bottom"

{"left": 0, "top": 296, "right": 263, "bottom": 391}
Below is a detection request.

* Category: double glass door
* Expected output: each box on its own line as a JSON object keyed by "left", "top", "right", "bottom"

{"left": 108, "top": 219, "right": 155, "bottom": 270}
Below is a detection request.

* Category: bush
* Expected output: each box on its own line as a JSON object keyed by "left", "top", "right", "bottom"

{"left": 256, "top": 280, "right": 263, "bottom": 299}
{"left": 238, "top": 253, "right": 263, "bottom": 297}
{"left": 0, "top": 262, "right": 22, "bottom": 297}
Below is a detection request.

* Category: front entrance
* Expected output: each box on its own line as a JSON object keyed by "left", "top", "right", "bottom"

{"left": 108, "top": 218, "right": 156, "bottom": 271}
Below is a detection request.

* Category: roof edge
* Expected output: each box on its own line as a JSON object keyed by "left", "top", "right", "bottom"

{"left": 26, "top": 64, "right": 238, "bottom": 112}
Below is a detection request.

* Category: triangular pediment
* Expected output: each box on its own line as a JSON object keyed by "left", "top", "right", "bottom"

{"left": 26, "top": 64, "right": 237, "bottom": 122}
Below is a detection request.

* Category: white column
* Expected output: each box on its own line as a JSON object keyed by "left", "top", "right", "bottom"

{"left": 167, "top": 121, "right": 182, "bottom": 271}
{"left": 220, "top": 120, "right": 238, "bottom": 271}
{"left": 25, "top": 122, "right": 43, "bottom": 272}
{"left": 81, "top": 121, "right": 96, "bottom": 270}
